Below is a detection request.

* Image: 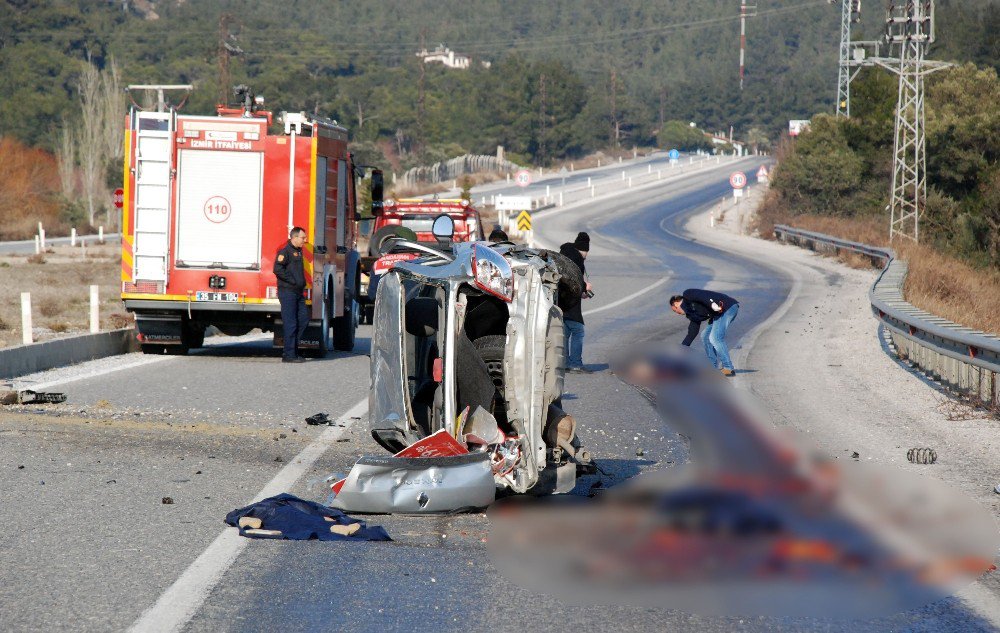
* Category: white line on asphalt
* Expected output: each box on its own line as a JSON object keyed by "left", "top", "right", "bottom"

{"left": 12, "top": 355, "right": 176, "bottom": 391}
{"left": 127, "top": 396, "right": 369, "bottom": 633}
{"left": 583, "top": 277, "right": 670, "bottom": 317}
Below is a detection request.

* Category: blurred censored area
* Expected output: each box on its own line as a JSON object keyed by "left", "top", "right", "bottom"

{"left": 488, "top": 346, "right": 999, "bottom": 619}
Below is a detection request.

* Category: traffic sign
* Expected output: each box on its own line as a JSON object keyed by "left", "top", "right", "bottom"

{"left": 729, "top": 171, "right": 747, "bottom": 189}
{"left": 514, "top": 169, "right": 532, "bottom": 188}
{"left": 516, "top": 210, "right": 532, "bottom": 231}
{"left": 668, "top": 149, "right": 680, "bottom": 161}
{"left": 757, "top": 165, "right": 769, "bottom": 179}
{"left": 113, "top": 188, "right": 124, "bottom": 209}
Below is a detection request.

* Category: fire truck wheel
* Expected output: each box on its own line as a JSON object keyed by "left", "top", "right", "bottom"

{"left": 332, "top": 290, "right": 357, "bottom": 351}
{"left": 318, "top": 295, "right": 333, "bottom": 355}
{"left": 140, "top": 344, "right": 165, "bottom": 355}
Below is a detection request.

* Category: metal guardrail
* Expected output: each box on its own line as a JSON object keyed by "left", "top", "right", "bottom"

{"left": 773, "top": 224, "right": 1000, "bottom": 406}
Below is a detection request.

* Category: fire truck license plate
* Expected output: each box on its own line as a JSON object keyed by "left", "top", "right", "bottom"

{"left": 196, "top": 291, "right": 238, "bottom": 302}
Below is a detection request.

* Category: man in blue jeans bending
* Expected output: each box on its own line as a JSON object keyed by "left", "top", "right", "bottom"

{"left": 670, "top": 289, "right": 740, "bottom": 376}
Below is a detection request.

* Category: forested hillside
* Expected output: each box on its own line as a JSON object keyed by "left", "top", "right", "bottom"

{"left": 1, "top": 0, "right": 996, "bottom": 169}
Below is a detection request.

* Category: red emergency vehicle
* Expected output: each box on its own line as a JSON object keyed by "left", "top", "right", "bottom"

{"left": 120, "top": 88, "right": 361, "bottom": 354}
{"left": 358, "top": 198, "right": 484, "bottom": 322}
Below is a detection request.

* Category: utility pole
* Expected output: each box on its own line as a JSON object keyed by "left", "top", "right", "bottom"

{"left": 868, "top": 1, "right": 950, "bottom": 242}
{"left": 217, "top": 14, "right": 242, "bottom": 106}
{"left": 538, "top": 73, "right": 548, "bottom": 165}
{"left": 609, "top": 68, "right": 620, "bottom": 147}
{"left": 738, "top": 0, "right": 757, "bottom": 91}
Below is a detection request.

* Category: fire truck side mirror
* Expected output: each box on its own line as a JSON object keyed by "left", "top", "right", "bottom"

{"left": 370, "top": 169, "right": 384, "bottom": 217}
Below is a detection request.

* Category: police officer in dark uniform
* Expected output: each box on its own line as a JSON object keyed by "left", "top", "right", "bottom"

{"left": 274, "top": 226, "right": 309, "bottom": 363}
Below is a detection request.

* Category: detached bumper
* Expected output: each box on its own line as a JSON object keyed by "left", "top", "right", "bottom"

{"left": 331, "top": 452, "right": 496, "bottom": 514}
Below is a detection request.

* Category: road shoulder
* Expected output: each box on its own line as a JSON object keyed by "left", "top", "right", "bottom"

{"left": 684, "top": 205, "right": 1000, "bottom": 626}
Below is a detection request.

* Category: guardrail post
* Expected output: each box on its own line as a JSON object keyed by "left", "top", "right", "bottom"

{"left": 90, "top": 285, "right": 100, "bottom": 333}
{"left": 21, "top": 292, "right": 32, "bottom": 345}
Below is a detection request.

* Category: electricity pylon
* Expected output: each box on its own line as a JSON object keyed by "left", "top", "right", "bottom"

{"left": 869, "top": 1, "right": 950, "bottom": 242}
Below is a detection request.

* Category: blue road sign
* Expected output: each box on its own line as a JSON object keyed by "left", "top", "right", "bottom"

{"left": 668, "top": 149, "right": 680, "bottom": 160}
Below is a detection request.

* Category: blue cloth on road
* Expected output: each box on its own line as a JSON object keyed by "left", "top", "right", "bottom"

{"left": 225, "top": 493, "right": 392, "bottom": 541}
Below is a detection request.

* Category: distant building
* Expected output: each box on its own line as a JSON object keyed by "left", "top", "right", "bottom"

{"left": 416, "top": 44, "right": 490, "bottom": 70}
{"left": 705, "top": 133, "right": 745, "bottom": 153}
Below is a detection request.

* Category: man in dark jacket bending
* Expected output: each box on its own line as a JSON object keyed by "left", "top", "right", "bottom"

{"left": 274, "top": 226, "right": 309, "bottom": 363}
{"left": 670, "top": 288, "right": 740, "bottom": 376}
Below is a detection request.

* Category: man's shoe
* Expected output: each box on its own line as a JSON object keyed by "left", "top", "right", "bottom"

{"left": 282, "top": 356, "right": 305, "bottom": 363}
{"left": 721, "top": 368, "right": 735, "bottom": 377}
{"left": 567, "top": 366, "right": 594, "bottom": 374}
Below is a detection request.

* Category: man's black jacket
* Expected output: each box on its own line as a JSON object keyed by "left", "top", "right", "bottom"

{"left": 558, "top": 242, "right": 586, "bottom": 323}
{"left": 679, "top": 288, "right": 738, "bottom": 346}
{"left": 273, "top": 241, "right": 306, "bottom": 293}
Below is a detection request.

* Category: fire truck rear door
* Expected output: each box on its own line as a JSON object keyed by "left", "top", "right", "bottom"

{"left": 175, "top": 150, "right": 263, "bottom": 269}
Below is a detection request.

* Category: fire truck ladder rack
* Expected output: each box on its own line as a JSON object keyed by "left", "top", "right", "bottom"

{"left": 131, "top": 110, "right": 176, "bottom": 286}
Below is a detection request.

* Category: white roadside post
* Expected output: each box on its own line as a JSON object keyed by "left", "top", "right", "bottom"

{"left": 34, "top": 235, "right": 40, "bottom": 254}
{"left": 558, "top": 191, "right": 564, "bottom": 206}
{"left": 99, "top": 226, "right": 104, "bottom": 243}
{"left": 628, "top": 177, "right": 633, "bottom": 187}
{"left": 90, "top": 285, "right": 100, "bottom": 333}
{"left": 545, "top": 185, "right": 550, "bottom": 197}
{"left": 590, "top": 186, "right": 595, "bottom": 198}
{"left": 621, "top": 170, "right": 626, "bottom": 181}
{"left": 71, "top": 227, "right": 77, "bottom": 247}
{"left": 39, "top": 226, "right": 46, "bottom": 250}
{"left": 21, "top": 292, "right": 32, "bottom": 345}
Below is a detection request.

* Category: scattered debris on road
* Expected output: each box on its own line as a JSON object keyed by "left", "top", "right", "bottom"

{"left": 1, "top": 390, "right": 67, "bottom": 405}
{"left": 906, "top": 448, "right": 937, "bottom": 464}
{"left": 305, "top": 412, "right": 330, "bottom": 425}
{"left": 161, "top": 497, "right": 174, "bottom": 504}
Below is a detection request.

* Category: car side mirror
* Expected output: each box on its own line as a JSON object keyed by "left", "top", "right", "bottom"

{"left": 370, "top": 169, "right": 384, "bottom": 217}
{"left": 431, "top": 214, "right": 455, "bottom": 242}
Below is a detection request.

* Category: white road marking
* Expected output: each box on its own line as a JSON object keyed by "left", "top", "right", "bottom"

{"left": 583, "top": 277, "right": 670, "bottom": 317}
{"left": 6, "top": 332, "right": 272, "bottom": 392}
{"left": 10, "top": 355, "right": 176, "bottom": 392}
{"left": 127, "top": 396, "right": 369, "bottom": 633}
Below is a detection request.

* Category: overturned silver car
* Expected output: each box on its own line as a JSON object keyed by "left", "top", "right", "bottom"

{"left": 332, "top": 216, "right": 594, "bottom": 513}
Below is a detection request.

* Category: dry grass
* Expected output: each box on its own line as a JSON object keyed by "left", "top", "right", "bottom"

{"left": 0, "top": 243, "right": 124, "bottom": 349}
{"left": 754, "top": 206, "right": 1000, "bottom": 335}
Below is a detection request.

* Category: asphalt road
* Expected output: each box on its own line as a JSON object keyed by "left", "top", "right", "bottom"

{"left": 4, "top": 157, "right": 993, "bottom": 632}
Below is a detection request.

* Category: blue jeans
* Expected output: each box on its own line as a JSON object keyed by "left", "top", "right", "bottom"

{"left": 702, "top": 304, "right": 739, "bottom": 370}
{"left": 564, "top": 319, "right": 585, "bottom": 368}
{"left": 278, "top": 289, "right": 308, "bottom": 359}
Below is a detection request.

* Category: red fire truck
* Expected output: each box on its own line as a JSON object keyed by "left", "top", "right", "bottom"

{"left": 120, "top": 88, "right": 361, "bottom": 355}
